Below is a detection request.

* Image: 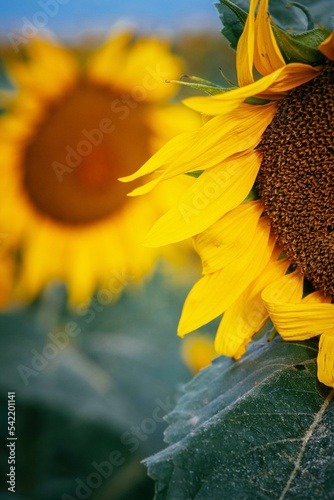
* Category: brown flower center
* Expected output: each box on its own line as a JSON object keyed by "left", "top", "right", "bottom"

{"left": 258, "top": 60, "right": 334, "bottom": 296}
{"left": 23, "top": 81, "right": 148, "bottom": 225}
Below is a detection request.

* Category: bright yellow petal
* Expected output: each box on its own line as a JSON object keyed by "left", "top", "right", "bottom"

{"left": 236, "top": 0, "right": 258, "bottom": 86}
{"left": 124, "top": 102, "right": 276, "bottom": 196}
{"left": 302, "top": 291, "right": 332, "bottom": 304}
{"left": 88, "top": 32, "right": 183, "bottom": 101}
{"left": 215, "top": 255, "right": 290, "bottom": 358}
{"left": 194, "top": 200, "right": 263, "bottom": 274}
{"left": 255, "top": 63, "right": 321, "bottom": 100}
{"left": 318, "top": 334, "right": 334, "bottom": 387}
{"left": 254, "top": 0, "right": 285, "bottom": 75}
{"left": 277, "top": 302, "right": 334, "bottom": 341}
{"left": 143, "top": 151, "right": 262, "bottom": 246}
{"left": 262, "top": 271, "right": 334, "bottom": 341}
{"left": 178, "top": 219, "right": 274, "bottom": 335}
{"left": 183, "top": 64, "right": 319, "bottom": 114}
{"left": 319, "top": 32, "right": 334, "bottom": 60}
{"left": 120, "top": 127, "right": 197, "bottom": 184}
{"left": 262, "top": 270, "right": 303, "bottom": 306}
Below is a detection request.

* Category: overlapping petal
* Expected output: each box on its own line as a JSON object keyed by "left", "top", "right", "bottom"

{"left": 194, "top": 201, "right": 263, "bottom": 274}
{"left": 120, "top": 0, "right": 334, "bottom": 388}
{"left": 178, "top": 219, "right": 275, "bottom": 335}
{"left": 143, "top": 151, "right": 262, "bottom": 246}
{"left": 122, "top": 103, "right": 277, "bottom": 195}
{"left": 262, "top": 270, "right": 303, "bottom": 309}
{"left": 183, "top": 64, "right": 319, "bottom": 115}
{"left": 253, "top": 0, "right": 285, "bottom": 75}
{"left": 263, "top": 278, "right": 334, "bottom": 387}
{"left": 215, "top": 253, "right": 290, "bottom": 358}
{"left": 236, "top": 0, "right": 257, "bottom": 86}
{"left": 263, "top": 288, "right": 333, "bottom": 342}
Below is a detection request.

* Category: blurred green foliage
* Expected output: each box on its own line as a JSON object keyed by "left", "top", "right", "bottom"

{"left": 0, "top": 271, "right": 195, "bottom": 500}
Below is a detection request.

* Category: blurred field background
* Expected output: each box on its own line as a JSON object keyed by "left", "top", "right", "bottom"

{"left": 0, "top": 2, "right": 235, "bottom": 499}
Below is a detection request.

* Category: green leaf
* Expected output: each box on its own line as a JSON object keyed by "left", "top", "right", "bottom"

{"left": 146, "top": 339, "right": 334, "bottom": 499}
{"left": 215, "top": 0, "right": 247, "bottom": 50}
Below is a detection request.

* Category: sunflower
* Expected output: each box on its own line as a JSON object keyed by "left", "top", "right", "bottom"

{"left": 121, "top": 0, "right": 334, "bottom": 386}
{"left": 0, "top": 32, "right": 198, "bottom": 304}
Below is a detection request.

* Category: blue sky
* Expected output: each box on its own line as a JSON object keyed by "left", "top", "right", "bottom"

{"left": 0, "top": 0, "right": 222, "bottom": 40}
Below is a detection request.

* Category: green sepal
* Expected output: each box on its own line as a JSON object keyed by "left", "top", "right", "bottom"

{"left": 272, "top": 24, "right": 330, "bottom": 65}
{"left": 167, "top": 75, "right": 230, "bottom": 96}
{"left": 245, "top": 96, "right": 270, "bottom": 105}
{"left": 186, "top": 170, "right": 204, "bottom": 178}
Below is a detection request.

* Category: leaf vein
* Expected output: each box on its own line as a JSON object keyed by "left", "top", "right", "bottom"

{"left": 278, "top": 388, "right": 334, "bottom": 499}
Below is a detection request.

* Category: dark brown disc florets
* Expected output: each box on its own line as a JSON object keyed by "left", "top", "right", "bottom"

{"left": 257, "top": 60, "right": 334, "bottom": 296}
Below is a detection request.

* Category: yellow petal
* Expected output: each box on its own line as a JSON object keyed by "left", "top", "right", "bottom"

{"left": 236, "top": 0, "right": 258, "bottom": 86}
{"left": 87, "top": 31, "right": 134, "bottom": 82}
{"left": 194, "top": 200, "right": 263, "bottom": 274}
{"left": 22, "top": 223, "right": 63, "bottom": 296}
{"left": 88, "top": 32, "right": 183, "bottom": 101}
{"left": 216, "top": 255, "right": 290, "bottom": 358}
{"left": 302, "top": 291, "right": 332, "bottom": 304}
{"left": 319, "top": 32, "right": 334, "bottom": 61}
{"left": 318, "top": 333, "right": 334, "bottom": 387}
{"left": 262, "top": 270, "right": 303, "bottom": 306}
{"left": 129, "top": 102, "right": 275, "bottom": 197}
{"left": 120, "top": 128, "right": 199, "bottom": 183}
{"left": 7, "top": 39, "right": 77, "bottom": 100}
{"left": 262, "top": 271, "right": 334, "bottom": 341}
{"left": 183, "top": 64, "right": 318, "bottom": 114}
{"left": 67, "top": 243, "right": 100, "bottom": 304}
{"left": 178, "top": 218, "right": 274, "bottom": 335}
{"left": 277, "top": 302, "right": 334, "bottom": 341}
{"left": 254, "top": 0, "right": 285, "bottom": 75}
{"left": 255, "top": 63, "right": 321, "bottom": 99}
{"left": 143, "top": 151, "right": 262, "bottom": 246}
{"left": 121, "top": 102, "right": 276, "bottom": 188}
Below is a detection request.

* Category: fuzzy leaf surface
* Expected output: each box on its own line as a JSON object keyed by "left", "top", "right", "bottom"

{"left": 146, "top": 340, "right": 334, "bottom": 499}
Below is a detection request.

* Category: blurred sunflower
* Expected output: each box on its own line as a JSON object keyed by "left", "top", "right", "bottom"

{"left": 0, "top": 32, "right": 197, "bottom": 304}
{"left": 0, "top": 244, "right": 15, "bottom": 308}
{"left": 121, "top": 0, "right": 334, "bottom": 386}
{"left": 181, "top": 332, "right": 217, "bottom": 374}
